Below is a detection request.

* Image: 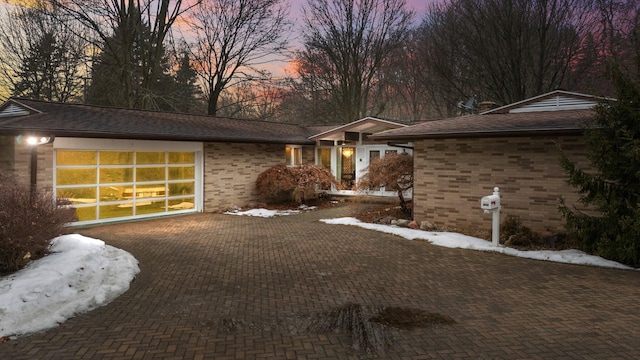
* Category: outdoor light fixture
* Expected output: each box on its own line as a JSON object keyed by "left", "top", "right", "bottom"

{"left": 16, "top": 134, "right": 54, "bottom": 146}
{"left": 342, "top": 148, "right": 354, "bottom": 158}
{"left": 17, "top": 135, "right": 55, "bottom": 197}
{"left": 26, "top": 136, "right": 52, "bottom": 146}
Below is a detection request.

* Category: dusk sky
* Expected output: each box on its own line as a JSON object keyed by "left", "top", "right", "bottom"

{"left": 288, "top": 0, "right": 437, "bottom": 21}
{"left": 269, "top": 0, "right": 440, "bottom": 76}
{"left": 0, "top": 0, "right": 443, "bottom": 85}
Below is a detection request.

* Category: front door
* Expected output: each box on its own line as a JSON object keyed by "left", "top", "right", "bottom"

{"left": 338, "top": 147, "right": 356, "bottom": 189}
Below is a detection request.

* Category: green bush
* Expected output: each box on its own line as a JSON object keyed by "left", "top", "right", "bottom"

{"left": 256, "top": 164, "right": 340, "bottom": 204}
{"left": 0, "top": 176, "right": 77, "bottom": 275}
{"left": 558, "top": 65, "right": 640, "bottom": 266}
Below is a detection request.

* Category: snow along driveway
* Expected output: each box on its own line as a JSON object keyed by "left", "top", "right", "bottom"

{"left": 0, "top": 234, "right": 139, "bottom": 339}
{"left": 320, "top": 217, "right": 634, "bottom": 270}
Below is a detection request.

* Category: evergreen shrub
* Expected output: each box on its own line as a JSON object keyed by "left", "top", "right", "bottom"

{"left": 559, "top": 66, "right": 640, "bottom": 267}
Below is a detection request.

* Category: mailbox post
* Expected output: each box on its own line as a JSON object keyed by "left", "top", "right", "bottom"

{"left": 481, "top": 187, "right": 501, "bottom": 246}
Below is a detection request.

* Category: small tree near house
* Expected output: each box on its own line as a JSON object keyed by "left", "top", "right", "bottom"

{"left": 357, "top": 152, "right": 413, "bottom": 215}
{"left": 558, "top": 65, "right": 640, "bottom": 267}
{"left": 0, "top": 176, "right": 77, "bottom": 275}
{"left": 256, "top": 164, "right": 340, "bottom": 204}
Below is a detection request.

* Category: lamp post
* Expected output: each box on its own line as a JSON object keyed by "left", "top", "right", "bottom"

{"left": 23, "top": 135, "right": 54, "bottom": 203}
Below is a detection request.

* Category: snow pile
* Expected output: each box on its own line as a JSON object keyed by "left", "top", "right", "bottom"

{"left": 0, "top": 234, "right": 140, "bottom": 338}
{"left": 225, "top": 205, "right": 317, "bottom": 218}
{"left": 321, "top": 217, "right": 633, "bottom": 270}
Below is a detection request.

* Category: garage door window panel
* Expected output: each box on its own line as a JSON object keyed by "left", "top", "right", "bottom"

{"left": 55, "top": 147, "right": 199, "bottom": 224}
{"left": 137, "top": 167, "right": 166, "bottom": 182}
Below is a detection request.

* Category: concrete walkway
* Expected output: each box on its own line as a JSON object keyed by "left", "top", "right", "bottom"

{"left": 1, "top": 204, "right": 639, "bottom": 359}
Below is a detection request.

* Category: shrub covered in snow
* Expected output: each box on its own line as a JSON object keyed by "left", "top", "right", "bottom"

{"left": 0, "top": 176, "right": 76, "bottom": 275}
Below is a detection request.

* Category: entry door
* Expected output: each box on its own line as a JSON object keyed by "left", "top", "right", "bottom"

{"left": 338, "top": 147, "right": 356, "bottom": 189}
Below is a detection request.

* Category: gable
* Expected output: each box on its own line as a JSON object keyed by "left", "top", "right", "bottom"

{"left": 483, "top": 90, "right": 607, "bottom": 115}
{"left": 508, "top": 94, "right": 599, "bottom": 113}
{"left": 309, "top": 117, "right": 407, "bottom": 141}
{"left": 0, "top": 103, "right": 31, "bottom": 118}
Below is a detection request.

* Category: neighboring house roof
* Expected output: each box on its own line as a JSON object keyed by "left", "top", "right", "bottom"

{"left": 0, "top": 98, "right": 316, "bottom": 144}
{"left": 372, "top": 90, "right": 605, "bottom": 140}
{"left": 481, "top": 90, "right": 610, "bottom": 114}
{"left": 308, "top": 116, "right": 407, "bottom": 141}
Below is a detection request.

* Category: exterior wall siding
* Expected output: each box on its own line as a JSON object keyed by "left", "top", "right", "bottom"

{"left": 0, "top": 136, "right": 15, "bottom": 178}
{"left": 203, "top": 142, "right": 283, "bottom": 211}
{"left": 302, "top": 145, "right": 315, "bottom": 165}
{"left": 413, "top": 135, "right": 590, "bottom": 233}
{"left": 36, "top": 144, "right": 54, "bottom": 190}
{"left": 0, "top": 136, "right": 53, "bottom": 190}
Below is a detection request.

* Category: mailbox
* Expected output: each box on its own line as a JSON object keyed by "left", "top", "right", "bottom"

{"left": 481, "top": 194, "right": 500, "bottom": 211}
{"left": 481, "top": 187, "right": 501, "bottom": 246}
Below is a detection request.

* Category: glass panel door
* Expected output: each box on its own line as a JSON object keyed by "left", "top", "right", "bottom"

{"left": 339, "top": 147, "right": 356, "bottom": 189}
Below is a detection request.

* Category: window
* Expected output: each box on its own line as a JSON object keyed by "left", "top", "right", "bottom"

{"left": 285, "top": 145, "right": 302, "bottom": 166}
{"left": 317, "top": 148, "right": 332, "bottom": 170}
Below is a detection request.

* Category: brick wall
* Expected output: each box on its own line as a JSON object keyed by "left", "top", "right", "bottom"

{"left": 203, "top": 142, "right": 284, "bottom": 211}
{"left": 0, "top": 136, "right": 53, "bottom": 190}
{"left": 0, "top": 136, "right": 16, "bottom": 179}
{"left": 302, "top": 145, "right": 315, "bottom": 165}
{"left": 413, "top": 135, "right": 590, "bottom": 233}
{"left": 37, "top": 143, "right": 54, "bottom": 190}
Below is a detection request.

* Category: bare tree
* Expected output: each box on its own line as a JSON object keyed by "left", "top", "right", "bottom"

{"left": 276, "top": 52, "right": 343, "bottom": 124}
{"left": 418, "top": 0, "right": 595, "bottom": 107}
{"left": 372, "top": 30, "right": 446, "bottom": 121}
{"left": 297, "top": 0, "right": 413, "bottom": 123}
{"left": 186, "top": 0, "right": 290, "bottom": 116}
{"left": 0, "top": 1, "right": 88, "bottom": 102}
{"left": 215, "top": 78, "right": 284, "bottom": 120}
{"left": 592, "top": 0, "right": 640, "bottom": 76}
{"left": 49, "top": 0, "right": 199, "bottom": 109}
{"left": 413, "top": 6, "right": 477, "bottom": 117}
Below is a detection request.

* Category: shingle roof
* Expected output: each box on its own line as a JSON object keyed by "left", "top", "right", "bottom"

{"left": 371, "top": 109, "right": 595, "bottom": 140}
{"left": 0, "top": 98, "right": 315, "bottom": 144}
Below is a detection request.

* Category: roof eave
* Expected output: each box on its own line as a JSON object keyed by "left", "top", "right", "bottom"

{"left": 0, "top": 128, "right": 314, "bottom": 145}
{"left": 308, "top": 117, "right": 408, "bottom": 140}
{"left": 371, "top": 128, "right": 584, "bottom": 140}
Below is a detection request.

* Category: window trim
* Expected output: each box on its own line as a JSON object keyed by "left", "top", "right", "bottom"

{"left": 285, "top": 145, "right": 302, "bottom": 167}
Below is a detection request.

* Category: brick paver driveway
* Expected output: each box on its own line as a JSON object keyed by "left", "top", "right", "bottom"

{"left": 2, "top": 204, "right": 640, "bottom": 359}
